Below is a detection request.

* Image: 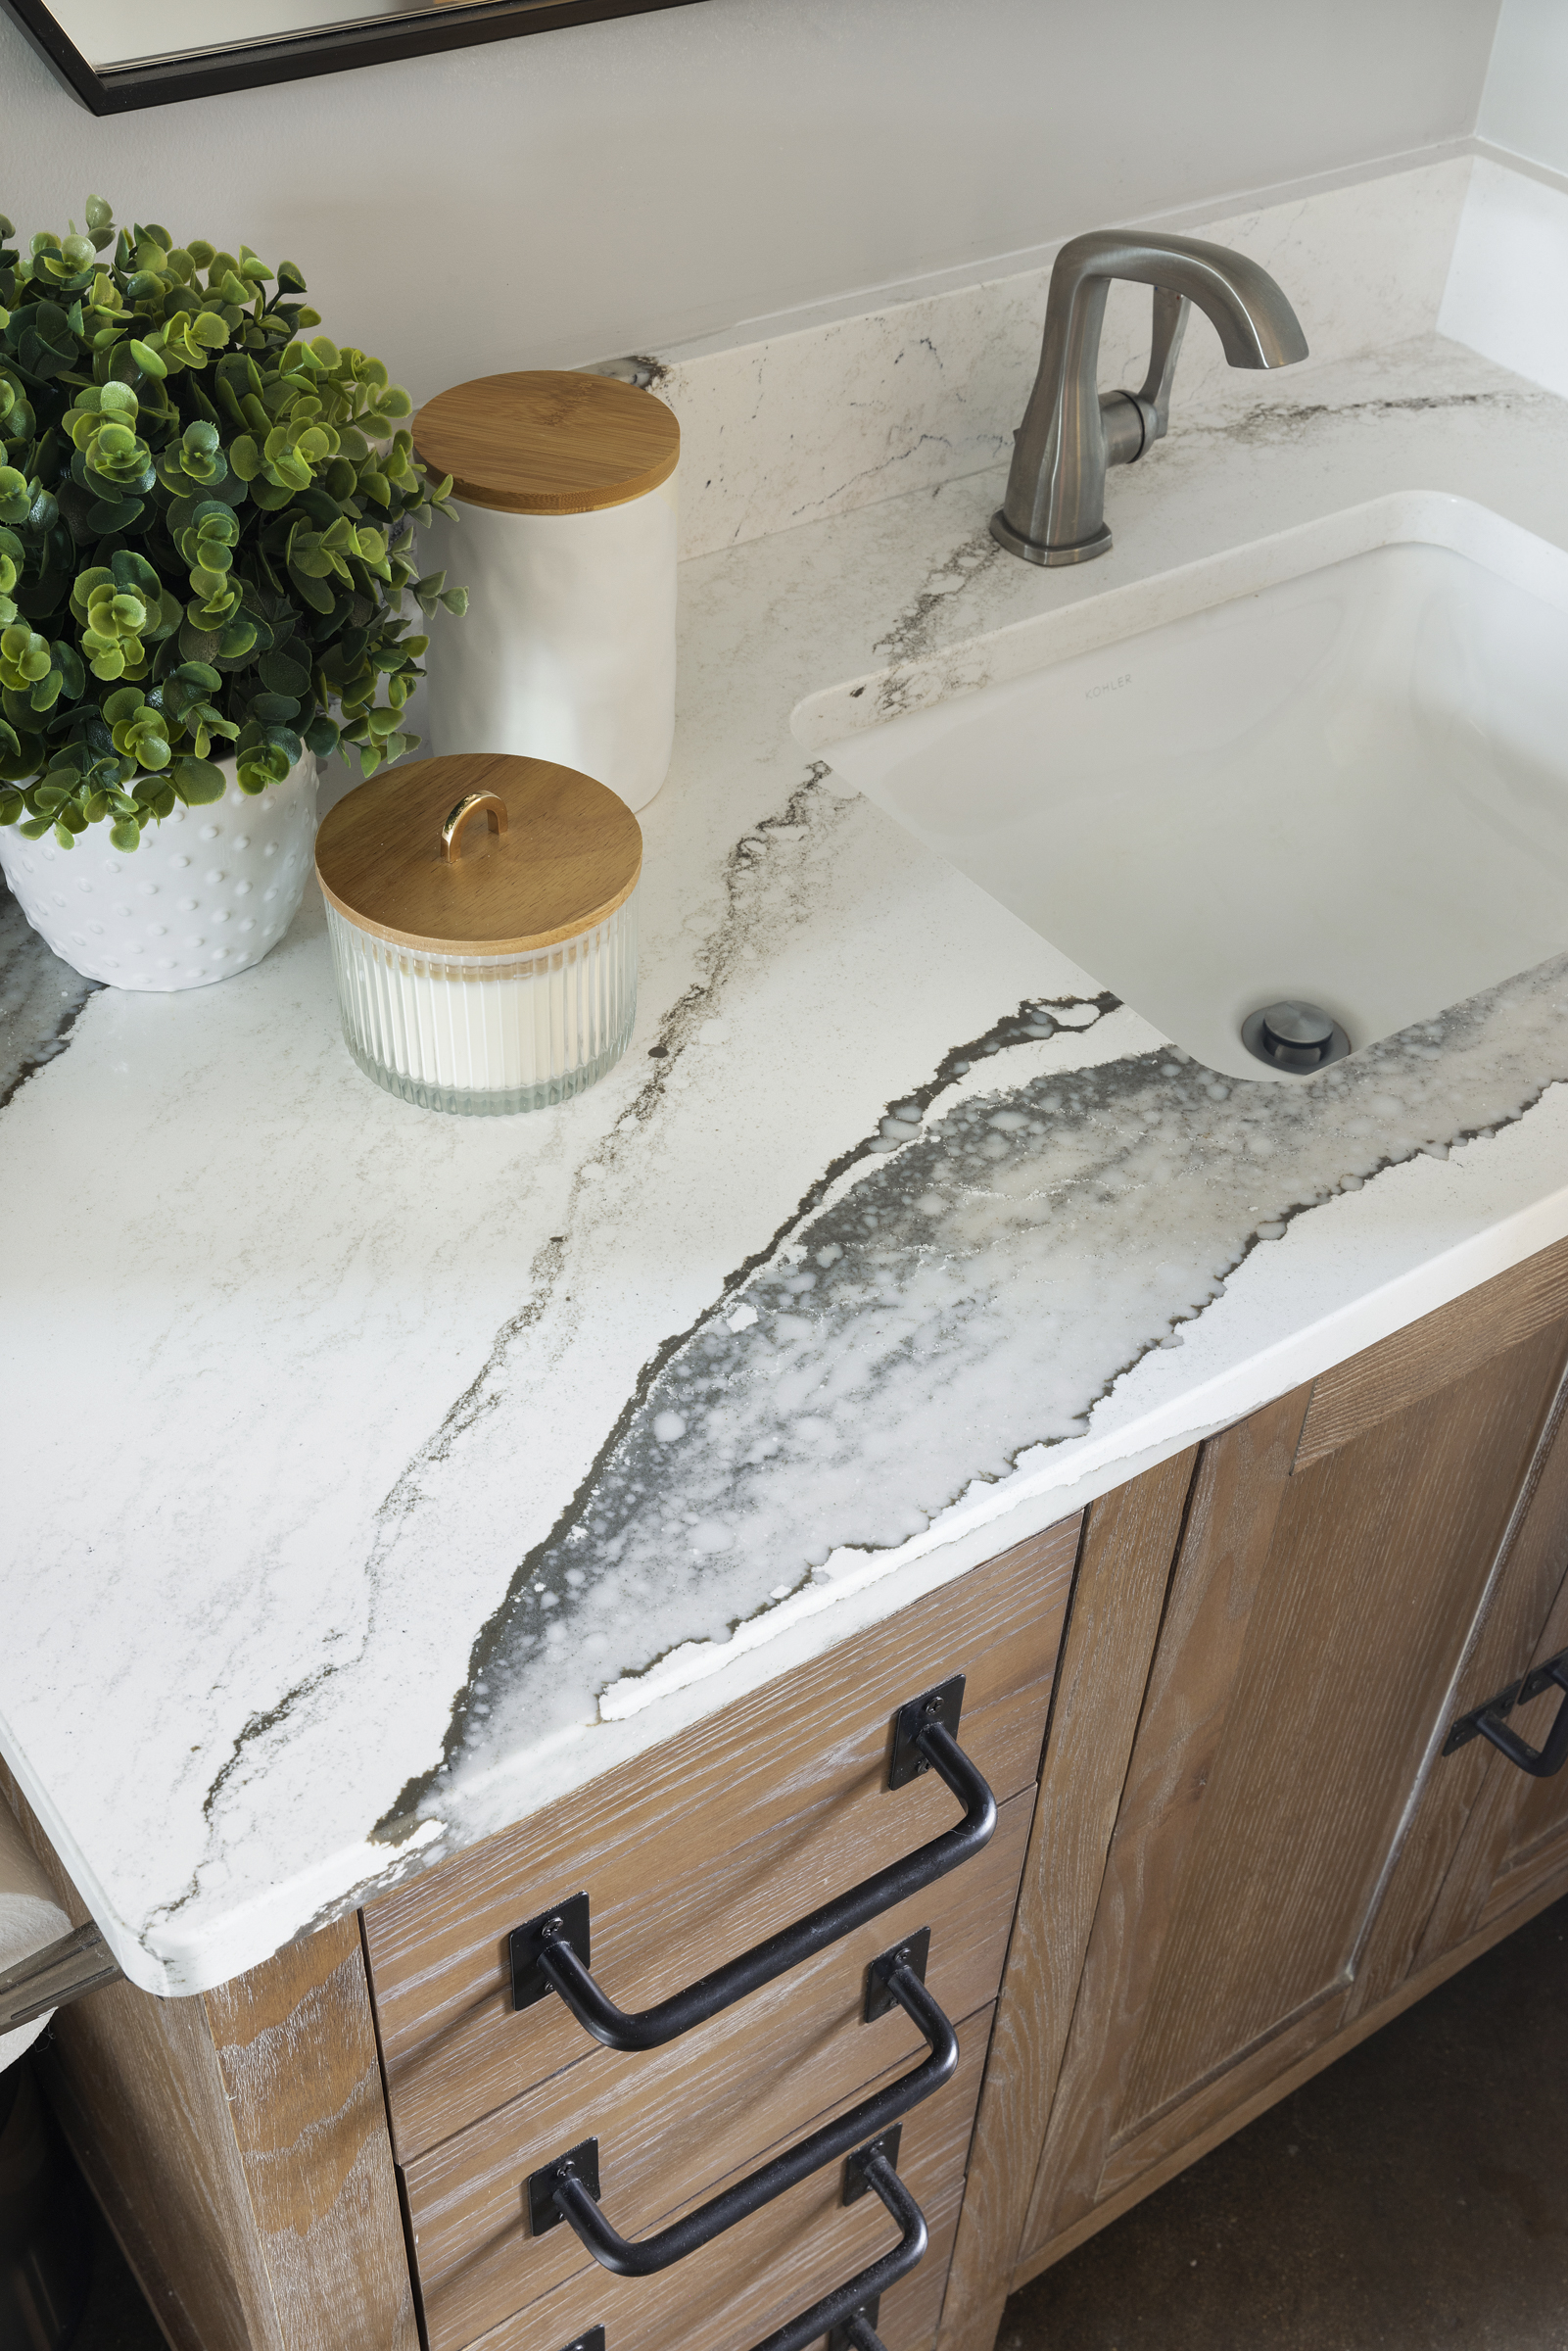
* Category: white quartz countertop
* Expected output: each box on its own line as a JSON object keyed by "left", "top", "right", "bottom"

{"left": 8, "top": 326, "right": 1568, "bottom": 1997}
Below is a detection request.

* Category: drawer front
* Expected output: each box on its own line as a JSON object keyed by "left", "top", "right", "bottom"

{"left": 364, "top": 1516, "right": 1076, "bottom": 2162}
{"left": 436, "top": 2006, "right": 991, "bottom": 2351}
{"left": 404, "top": 1794, "right": 1030, "bottom": 2349}
{"left": 469, "top": 2191, "right": 966, "bottom": 2351}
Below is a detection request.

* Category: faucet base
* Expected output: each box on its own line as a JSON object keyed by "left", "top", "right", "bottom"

{"left": 988, "top": 509, "right": 1113, "bottom": 567}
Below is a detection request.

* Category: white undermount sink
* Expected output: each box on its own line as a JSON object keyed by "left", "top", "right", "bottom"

{"left": 793, "top": 494, "right": 1568, "bottom": 1083}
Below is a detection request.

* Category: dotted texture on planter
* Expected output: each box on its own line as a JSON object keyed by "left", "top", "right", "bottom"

{"left": 0, "top": 755, "right": 317, "bottom": 992}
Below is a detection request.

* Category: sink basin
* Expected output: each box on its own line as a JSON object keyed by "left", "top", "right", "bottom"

{"left": 793, "top": 494, "right": 1568, "bottom": 1083}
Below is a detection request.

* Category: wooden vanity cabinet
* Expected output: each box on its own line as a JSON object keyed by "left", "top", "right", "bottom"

{"left": 3, "top": 1514, "right": 1078, "bottom": 2351}
{"left": 940, "top": 1238, "right": 1568, "bottom": 2351}
{"left": 360, "top": 1516, "right": 1074, "bottom": 2351}
{"left": 8, "top": 1243, "right": 1568, "bottom": 2351}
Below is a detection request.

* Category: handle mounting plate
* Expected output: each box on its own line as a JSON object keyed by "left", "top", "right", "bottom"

{"left": 827, "top": 2300, "right": 880, "bottom": 2351}
{"left": 843, "top": 2128, "right": 902, "bottom": 2205}
{"left": 863, "top": 1929, "right": 930, "bottom": 2023}
{"left": 1522, "top": 1655, "right": 1568, "bottom": 1707}
{"left": 511, "top": 1891, "right": 591, "bottom": 2013}
{"left": 888, "top": 1677, "right": 966, "bottom": 1789}
{"left": 527, "top": 2136, "right": 600, "bottom": 2237}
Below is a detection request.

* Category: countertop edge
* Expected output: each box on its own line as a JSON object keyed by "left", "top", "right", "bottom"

{"left": 49, "top": 1169, "right": 1568, "bottom": 2001}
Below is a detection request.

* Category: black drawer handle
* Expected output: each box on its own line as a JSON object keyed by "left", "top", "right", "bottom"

{"left": 746, "top": 2144, "right": 926, "bottom": 2351}
{"left": 513, "top": 1680, "right": 995, "bottom": 2053}
{"left": 528, "top": 1950, "right": 955, "bottom": 2278}
{"left": 827, "top": 2315, "right": 893, "bottom": 2351}
{"left": 1443, "top": 1648, "right": 1568, "bottom": 1779}
{"left": 555, "top": 2146, "right": 923, "bottom": 2351}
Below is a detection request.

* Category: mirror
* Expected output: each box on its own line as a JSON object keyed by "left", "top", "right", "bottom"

{"left": 3, "top": 0, "right": 703, "bottom": 113}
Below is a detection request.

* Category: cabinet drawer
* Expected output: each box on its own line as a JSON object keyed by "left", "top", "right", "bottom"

{"left": 439, "top": 2005, "right": 992, "bottom": 2351}
{"left": 404, "top": 1795, "right": 1029, "bottom": 2351}
{"left": 363, "top": 1517, "right": 1076, "bottom": 2163}
{"left": 473, "top": 2190, "right": 966, "bottom": 2351}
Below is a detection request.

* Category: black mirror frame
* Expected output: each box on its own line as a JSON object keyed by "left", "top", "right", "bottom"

{"left": 3, "top": 0, "right": 707, "bottom": 114}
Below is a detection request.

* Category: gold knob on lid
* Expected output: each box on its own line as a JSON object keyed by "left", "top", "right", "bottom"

{"left": 442, "top": 791, "right": 509, "bottom": 862}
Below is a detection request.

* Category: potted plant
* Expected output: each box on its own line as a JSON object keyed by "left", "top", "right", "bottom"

{"left": 0, "top": 195, "right": 466, "bottom": 990}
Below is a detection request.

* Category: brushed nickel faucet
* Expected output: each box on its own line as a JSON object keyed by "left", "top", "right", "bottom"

{"left": 990, "top": 229, "right": 1308, "bottom": 567}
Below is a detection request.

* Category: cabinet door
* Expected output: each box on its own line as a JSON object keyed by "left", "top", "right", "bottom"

{"left": 1394, "top": 1386, "right": 1568, "bottom": 1977}
{"left": 1446, "top": 1569, "right": 1568, "bottom": 1935}
{"left": 1016, "top": 1302, "right": 1568, "bottom": 2272}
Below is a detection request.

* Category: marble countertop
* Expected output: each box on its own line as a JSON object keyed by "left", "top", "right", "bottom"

{"left": 7, "top": 325, "right": 1568, "bottom": 1998}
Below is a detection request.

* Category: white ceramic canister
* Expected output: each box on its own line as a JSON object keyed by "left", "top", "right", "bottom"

{"left": 413, "top": 372, "right": 679, "bottom": 814}
{"left": 0, "top": 750, "right": 317, "bottom": 990}
{"left": 314, "top": 750, "right": 641, "bottom": 1117}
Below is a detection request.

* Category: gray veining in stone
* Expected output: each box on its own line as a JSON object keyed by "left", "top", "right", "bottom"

{"left": 400, "top": 944, "right": 1568, "bottom": 1832}
{"left": 0, "top": 881, "right": 98, "bottom": 1114}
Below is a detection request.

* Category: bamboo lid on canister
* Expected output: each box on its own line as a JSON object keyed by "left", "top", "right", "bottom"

{"left": 315, "top": 752, "right": 642, "bottom": 956}
{"left": 412, "top": 370, "right": 680, "bottom": 516}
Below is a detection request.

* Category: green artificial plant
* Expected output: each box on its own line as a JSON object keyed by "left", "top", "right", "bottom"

{"left": 0, "top": 196, "right": 467, "bottom": 852}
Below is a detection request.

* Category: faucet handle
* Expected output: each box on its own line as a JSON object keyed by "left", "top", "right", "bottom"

{"left": 1132, "top": 287, "right": 1190, "bottom": 443}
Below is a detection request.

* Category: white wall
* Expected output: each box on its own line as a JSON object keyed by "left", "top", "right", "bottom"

{"left": 1438, "top": 0, "right": 1568, "bottom": 406}
{"left": 1478, "top": 0, "right": 1568, "bottom": 176}
{"left": 1, "top": 0, "right": 1502, "bottom": 408}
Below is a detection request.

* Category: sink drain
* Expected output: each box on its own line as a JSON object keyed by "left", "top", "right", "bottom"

{"left": 1241, "top": 999, "right": 1351, "bottom": 1073}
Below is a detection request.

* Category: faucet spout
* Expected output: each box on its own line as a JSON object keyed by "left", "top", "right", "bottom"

{"left": 991, "top": 228, "right": 1307, "bottom": 568}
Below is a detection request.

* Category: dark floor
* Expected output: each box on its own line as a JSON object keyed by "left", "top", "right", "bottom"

{"left": 53, "top": 1895, "right": 1568, "bottom": 2351}
{"left": 1001, "top": 1895, "right": 1568, "bottom": 2351}
{"left": 66, "top": 2197, "right": 166, "bottom": 2351}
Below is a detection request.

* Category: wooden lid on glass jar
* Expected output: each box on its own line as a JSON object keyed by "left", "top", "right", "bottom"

{"left": 412, "top": 370, "right": 680, "bottom": 516}
{"left": 315, "top": 752, "right": 642, "bottom": 956}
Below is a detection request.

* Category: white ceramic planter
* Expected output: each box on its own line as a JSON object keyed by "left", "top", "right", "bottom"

{"left": 0, "top": 751, "right": 317, "bottom": 991}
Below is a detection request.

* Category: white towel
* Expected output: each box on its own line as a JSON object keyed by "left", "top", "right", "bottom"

{"left": 0, "top": 1799, "right": 71, "bottom": 2071}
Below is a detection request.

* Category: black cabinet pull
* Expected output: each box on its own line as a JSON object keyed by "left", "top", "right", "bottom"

{"left": 1469, "top": 1655, "right": 1568, "bottom": 1779}
{"left": 1444, "top": 1648, "right": 1568, "bottom": 1780}
{"left": 743, "top": 2147, "right": 926, "bottom": 2351}
{"left": 529, "top": 1953, "right": 955, "bottom": 2278}
{"left": 513, "top": 1685, "right": 995, "bottom": 2053}
{"left": 829, "top": 2317, "right": 893, "bottom": 2351}
{"left": 546, "top": 2155, "right": 917, "bottom": 2351}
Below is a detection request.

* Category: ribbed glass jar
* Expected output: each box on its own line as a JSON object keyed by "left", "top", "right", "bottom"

{"left": 324, "top": 890, "right": 637, "bottom": 1117}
